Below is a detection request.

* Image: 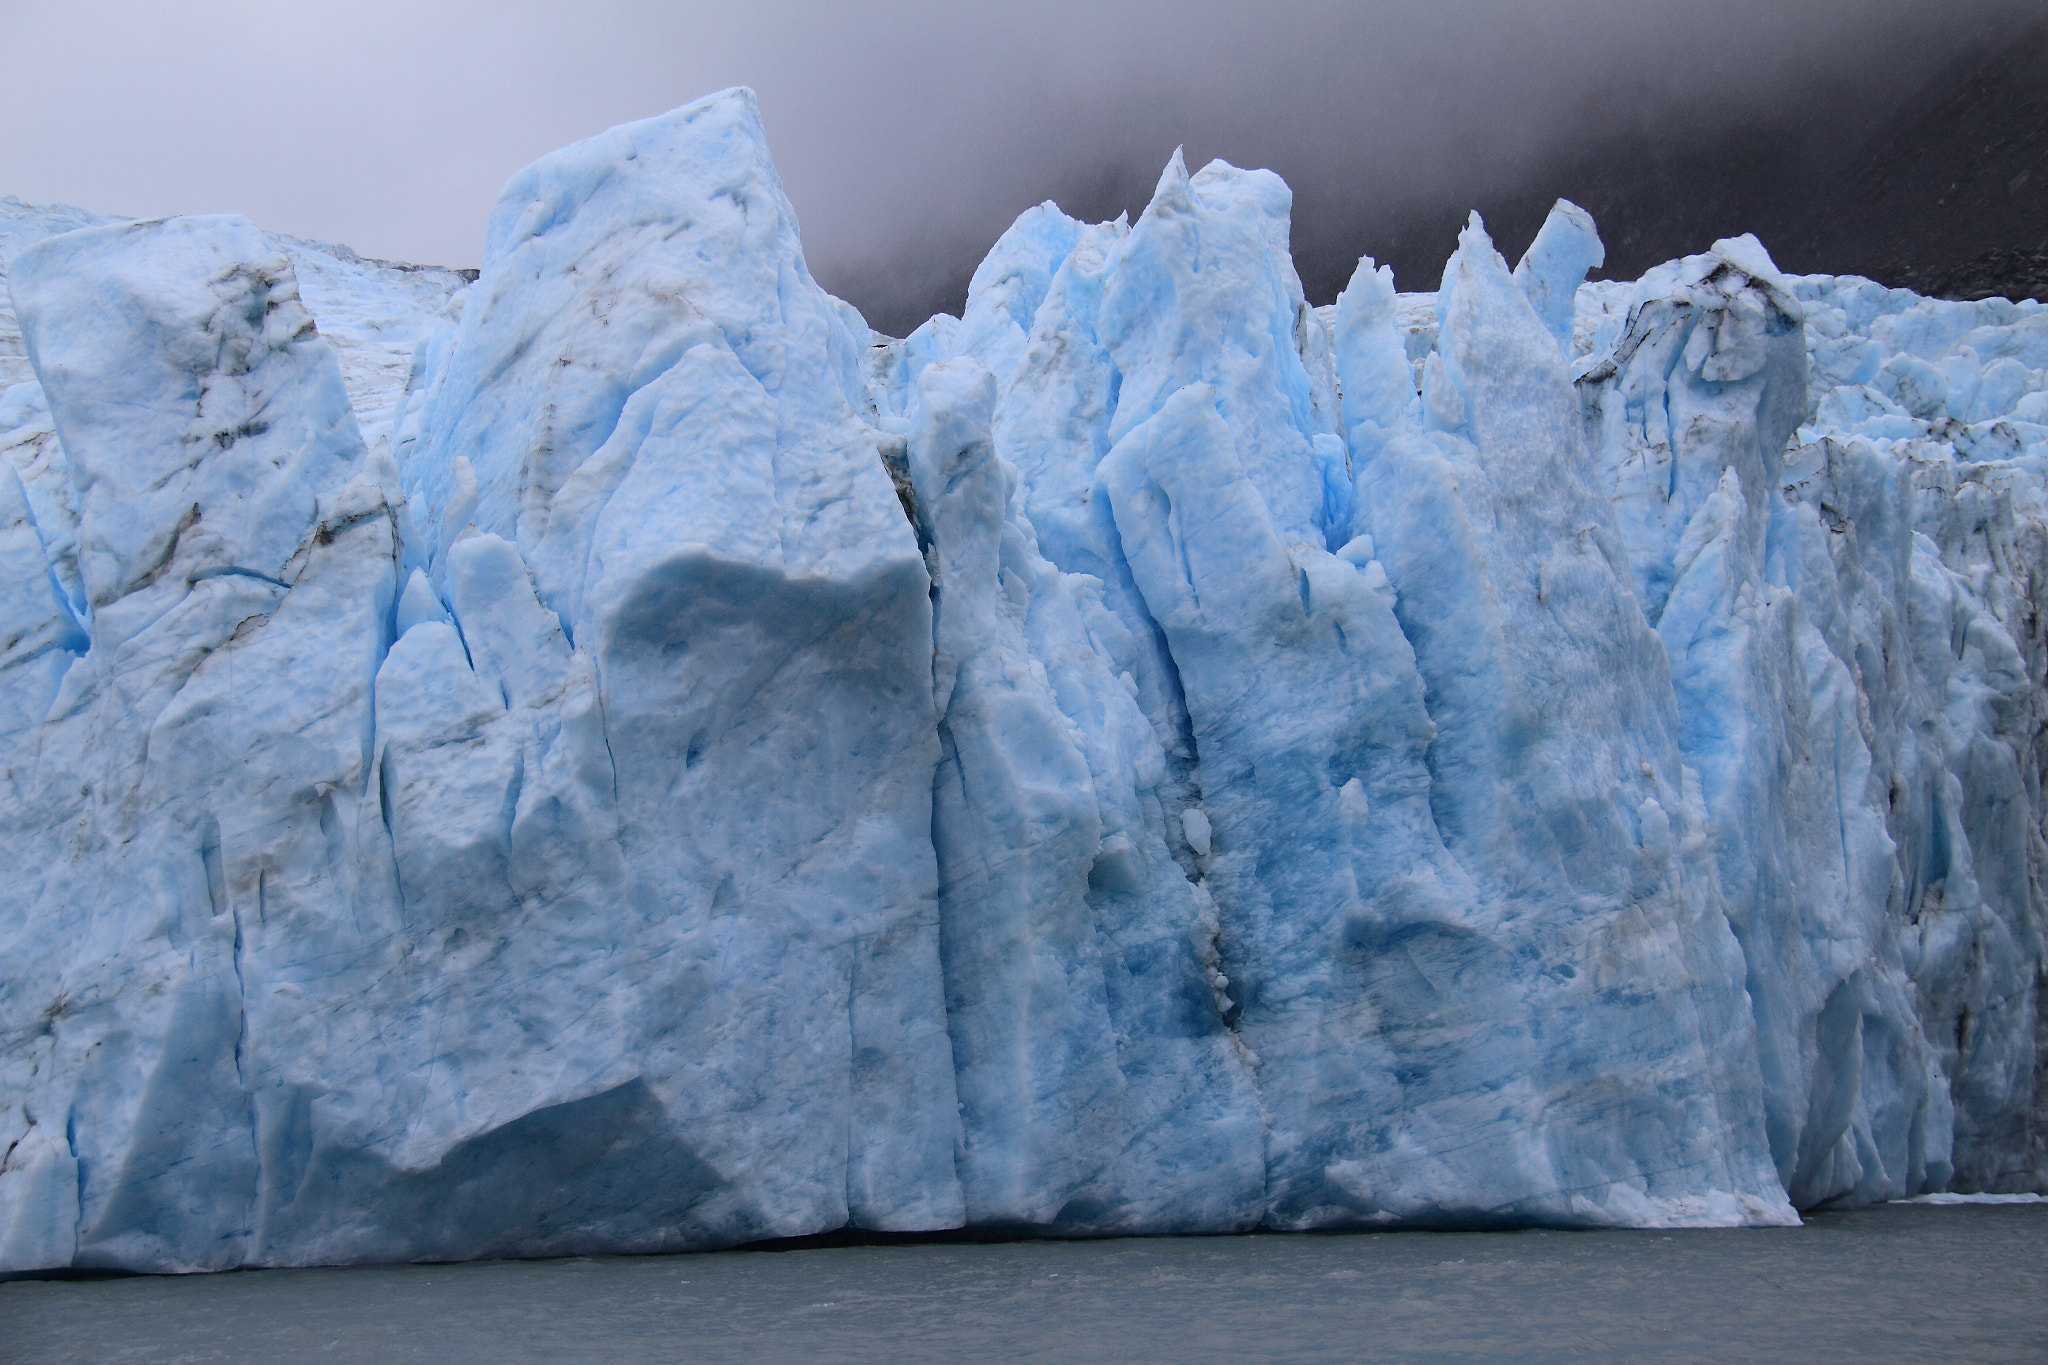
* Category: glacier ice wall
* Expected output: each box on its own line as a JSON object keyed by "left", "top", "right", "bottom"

{"left": 2, "top": 87, "right": 2045, "bottom": 1272}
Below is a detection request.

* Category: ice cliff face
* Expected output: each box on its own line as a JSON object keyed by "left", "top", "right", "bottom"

{"left": 2, "top": 88, "right": 2044, "bottom": 1273}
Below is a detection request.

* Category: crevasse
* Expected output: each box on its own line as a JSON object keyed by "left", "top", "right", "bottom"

{"left": 1, "top": 88, "right": 2043, "bottom": 1273}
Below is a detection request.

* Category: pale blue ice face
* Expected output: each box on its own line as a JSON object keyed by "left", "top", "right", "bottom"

{"left": 1, "top": 87, "right": 2045, "bottom": 1274}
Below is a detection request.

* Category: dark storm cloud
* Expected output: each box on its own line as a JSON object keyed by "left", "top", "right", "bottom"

{"left": 1, "top": 1, "right": 2039, "bottom": 334}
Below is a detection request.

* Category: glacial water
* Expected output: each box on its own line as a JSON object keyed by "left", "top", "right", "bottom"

{"left": 2, "top": 1204, "right": 2043, "bottom": 1363}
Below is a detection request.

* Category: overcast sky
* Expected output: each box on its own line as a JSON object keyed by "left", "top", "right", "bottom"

{"left": 0, "top": 1, "right": 2036, "bottom": 331}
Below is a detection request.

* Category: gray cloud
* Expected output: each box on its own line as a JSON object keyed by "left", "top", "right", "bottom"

{"left": 1, "top": 0, "right": 2038, "bottom": 333}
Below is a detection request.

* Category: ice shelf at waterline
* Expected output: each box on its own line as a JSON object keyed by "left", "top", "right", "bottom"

{"left": 3, "top": 88, "right": 2046, "bottom": 1273}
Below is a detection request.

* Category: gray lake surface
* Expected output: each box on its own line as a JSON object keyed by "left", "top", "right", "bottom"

{"left": 3, "top": 1204, "right": 2043, "bottom": 1364}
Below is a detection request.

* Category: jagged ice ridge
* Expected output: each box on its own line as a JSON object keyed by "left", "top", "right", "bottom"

{"left": 2, "top": 88, "right": 2045, "bottom": 1273}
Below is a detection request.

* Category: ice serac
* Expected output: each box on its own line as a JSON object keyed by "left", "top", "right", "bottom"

{"left": 0, "top": 91, "right": 961, "bottom": 1272}
{"left": 898, "top": 357, "right": 1262, "bottom": 1232}
{"left": 930, "top": 170, "right": 1787, "bottom": 1226}
{"left": 0, "top": 214, "right": 399, "bottom": 1271}
{"left": 413, "top": 86, "right": 880, "bottom": 599}
{"left": 4, "top": 91, "right": 2048, "bottom": 1274}
{"left": 1313, "top": 212, "right": 1787, "bottom": 1225}
{"left": 1587, "top": 239, "right": 1907, "bottom": 1205}
{"left": 1581, "top": 242, "right": 2048, "bottom": 1202}
{"left": 1513, "top": 197, "right": 1604, "bottom": 352}
{"left": 376, "top": 87, "right": 963, "bottom": 1241}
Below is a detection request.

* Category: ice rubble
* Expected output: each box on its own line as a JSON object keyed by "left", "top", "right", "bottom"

{"left": 2, "top": 88, "right": 2044, "bottom": 1273}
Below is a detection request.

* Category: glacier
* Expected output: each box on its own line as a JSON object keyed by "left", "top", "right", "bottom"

{"left": 1, "top": 87, "right": 2045, "bottom": 1273}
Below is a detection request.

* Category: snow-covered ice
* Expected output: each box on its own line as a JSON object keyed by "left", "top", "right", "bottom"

{"left": 2, "top": 89, "right": 2045, "bottom": 1272}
